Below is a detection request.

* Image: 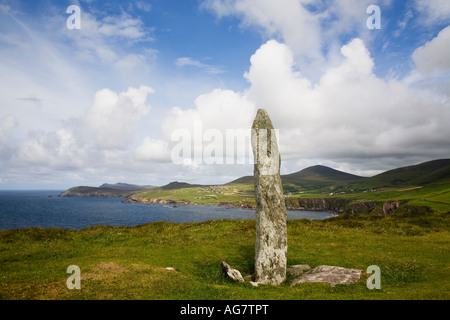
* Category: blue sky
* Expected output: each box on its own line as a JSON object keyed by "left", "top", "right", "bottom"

{"left": 0, "top": 0, "right": 449, "bottom": 189}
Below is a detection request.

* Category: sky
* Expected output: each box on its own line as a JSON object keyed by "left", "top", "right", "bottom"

{"left": 0, "top": 0, "right": 449, "bottom": 189}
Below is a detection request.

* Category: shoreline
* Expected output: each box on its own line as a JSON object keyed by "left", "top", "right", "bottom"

{"left": 56, "top": 191, "right": 340, "bottom": 215}
{"left": 121, "top": 196, "right": 340, "bottom": 215}
{"left": 58, "top": 192, "right": 409, "bottom": 215}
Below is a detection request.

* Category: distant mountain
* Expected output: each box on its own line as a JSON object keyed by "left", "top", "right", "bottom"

{"left": 99, "top": 182, "right": 154, "bottom": 191}
{"left": 60, "top": 159, "right": 450, "bottom": 198}
{"left": 59, "top": 183, "right": 154, "bottom": 198}
{"left": 353, "top": 159, "right": 450, "bottom": 190}
{"left": 59, "top": 186, "right": 137, "bottom": 198}
{"left": 226, "top": 175, "right": 253, "bottom": 185}
{"left": 282, "top": 165, "right": 364, "bottom": 184}
{"left": 227, "top": 165, "right": 364, "bottom": 190}
{"left": 227, "top": 159, "right": 450, "bottom": 192}
{"left": 161, "top": 181, "right": 203, "bottom": 190}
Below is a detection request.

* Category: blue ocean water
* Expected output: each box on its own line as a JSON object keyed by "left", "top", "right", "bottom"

{"left": 0, "top": 190, "right": 334, "bottom": 230}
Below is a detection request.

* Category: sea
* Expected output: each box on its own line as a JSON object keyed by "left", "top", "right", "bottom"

{"left": 0, "top": 190, "right": 335, "bottom": 230}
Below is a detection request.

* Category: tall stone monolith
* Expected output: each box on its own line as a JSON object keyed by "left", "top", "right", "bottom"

{"left": 251, "top": 109, "right": 287, "bottom": 285}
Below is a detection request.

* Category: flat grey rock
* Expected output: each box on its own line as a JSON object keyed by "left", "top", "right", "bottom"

{"left": 291, "top": 265, "right": 362, "bottom": 287}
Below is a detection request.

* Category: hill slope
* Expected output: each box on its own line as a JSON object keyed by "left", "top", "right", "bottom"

{"left": 351, "top": 159, "right": 450, "bottom": 190}
{"left": 160, "top": 181, "right": 203, "bottom": 190}
{"left": 99, "top": 183, "right": 154, "bottom": 190}
{"left": 228, "top": 160, "right": 450, "bottom": 192}
{"left": 58, "top": 186, "right": 138, "bottom": 198}
{"left": 227, "top": 165, "right": 365, "bottom": 191}
{"left": 60, "top": 159, "right": 450, "bottom": 198}
{"left": 282, "top": 165, "right": 364, "bottom": 190}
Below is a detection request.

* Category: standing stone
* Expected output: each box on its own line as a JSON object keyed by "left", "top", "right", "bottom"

{"left": 251, "top": 109, "right": 287, "bottom": 285}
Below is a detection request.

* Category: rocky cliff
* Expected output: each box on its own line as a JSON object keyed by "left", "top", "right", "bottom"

{"left": 58, "top": 186, "right": 137, "bottom": 198}
{"left": 123, "top": 195, "right": 407, "bottom": 215}
{"left": 285, "top": 198, "right": 406, "bottom": 215}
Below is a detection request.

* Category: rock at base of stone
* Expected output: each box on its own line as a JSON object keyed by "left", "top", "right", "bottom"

{"left": 221, "top": 261, "right": 244, "bottom": 282}
{"left": 291, "top": 265, "right": 362, "bottom": 287}
{"left": 287, "top": 264, "right": 311, "bottom": 277}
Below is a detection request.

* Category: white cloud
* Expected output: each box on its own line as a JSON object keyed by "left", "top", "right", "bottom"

{"left": 135, "top": 137, "right": 170, "bottom": 161}
{"left": 160, "top": 88, "right": 256, "bottom": 167}
{"left": 17, "top": 129, "right": 87, "bottom": 168}
{"left": 99, "top": 15, "right": 147, "bottom": 39}
{"left": 0, "top": 11, "right": 95, "bottom": 140}
{"left": 114, "top": 54, "right": 147, "bottom": 70}
{"left": 201, "top": 0, "right": 383, "bottom": 78}
{"left": 62, "top": 11, "right": 153, "bottom": 65}
{"left": 175, "top": 57, "right": 224, "bottom": 74}
{"left": 149, "top": 35, "right": 450, "bottom": 176}
{"left": 202, "top": 0, "right": 321, "bottom": 72}
{"left": 84, "top": 86, "right": 154, "bottom": 150}
{"left": 0, "top": 115, "right": 18, "bottom": 161}
{"left": 413, "top": 0, "right": 450, "bottom": 25}
{"left": 412, "top": 25, "right": 450, "bottom": 75}
{"left": 233, "top": 38, "right": 449, "bottom": 173}
{"left": 162, "top": 88, "right": 255, "bottom": 136}
{"left": 0, "top": 115, "right": 18, "bottom": 132}
{"left": 135, "top": 1, "right": 152, "bottom": 13}
{"left": 78, "top": 11, "right": 148, "bottom": 40}
{"left": 1, "top": 85, "right": 155, "bottom": 175}
{"left": 394, "top": 9, "right": 414, "bottom": 37}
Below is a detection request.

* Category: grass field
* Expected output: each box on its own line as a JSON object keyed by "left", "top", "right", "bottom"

{"left": 131, "top": 181, "right": 450, "bottom": 213}
{"left": 327, "top": 183, "right": 450, "bottom": 214}
{"left": 134, "top": 184, "right": 256, "bottom": 206}
{"left": 1, "top": 212, "right": 449, "bottom": 300}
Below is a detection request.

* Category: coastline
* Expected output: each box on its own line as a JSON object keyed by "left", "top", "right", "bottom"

{"left": 121, "top": 195, "right": 409, "bottom": 216}
{"left": 121, "top": 195, "right": 340, "bottom": 215}
{"left": 58, "top": 191, "right": 414, "bottom": 216}
{"left": 121, "top": 195, "right": 256, "bottom": 210}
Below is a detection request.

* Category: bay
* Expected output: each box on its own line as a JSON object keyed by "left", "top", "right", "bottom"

{"left": 0, "top": 190, "right": 334, "bottom": 230}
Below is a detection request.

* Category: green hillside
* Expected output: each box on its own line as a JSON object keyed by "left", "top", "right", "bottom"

{"left": 60, "top": 159, "right": 450, "bottom": 214}
{"left": 58, "top": 186, "right": 138, "bottom": 198}
{"left": 226, "top": 175, "right": 253, "bottom": 185}
{"left": 351, "top": 159, "right": 450, "bottom": 190}
{"left": 160, "top": 181, "right": 204, "bottom": 190}
{"left": 228, "top": 159, "right": 450, "bottom": 193}
{"left": 281, "top": 165, "right": 364, "bottom": 191}
{"left": 99, "top": 183, "right": 154, "bottom": 190}
{"left": 227, "top": 165, "right": 364, "bottom": 191}
{"left": 283, "top": 165, "right": 364, "bottom": 183}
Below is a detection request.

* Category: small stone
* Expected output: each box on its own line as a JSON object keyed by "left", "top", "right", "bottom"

{"left": 165, "top": 267, "right": 175, "bottom": 271}
{"left": 221, "top": 261, "right": 244, "bottom": 282}
{"left": 249, "top": 281, "right": 259, "bottom": 287}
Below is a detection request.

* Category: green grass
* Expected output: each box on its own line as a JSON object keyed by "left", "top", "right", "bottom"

{"left": 135, "top": 184, "right": 256, "bottom": 206}
{"left": 283, "top": 181, "right": 449, "bottom": 213}
{"left": 133, "top": 181, "right": 450, "bottom": 214}
{"left": 1, "top": 212, "right": 449, "bottom": 300}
